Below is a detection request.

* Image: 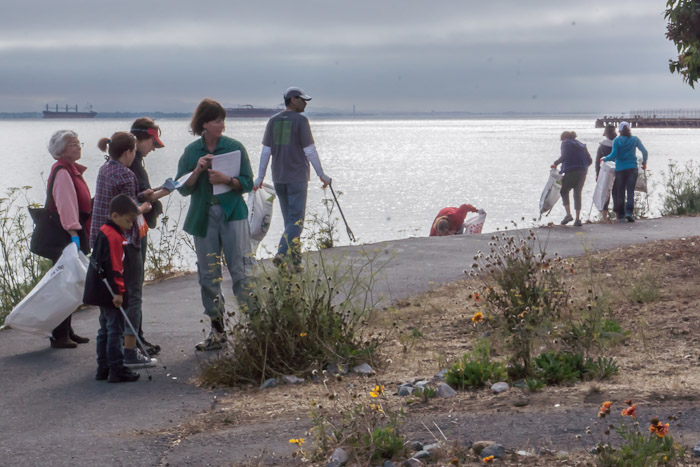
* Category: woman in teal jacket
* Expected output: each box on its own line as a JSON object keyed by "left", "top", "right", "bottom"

{"left": 602, "top": 122, "right": 648, "bottom": 222}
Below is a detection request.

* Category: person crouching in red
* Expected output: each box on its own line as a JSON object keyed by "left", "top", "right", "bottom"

{"left": 430, "top": 204, "right": 479, "bottom": 236}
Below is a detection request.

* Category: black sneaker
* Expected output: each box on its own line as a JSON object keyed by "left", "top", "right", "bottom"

{"left": 574, "top": 219, "right": 582, "bottom": 227}
{"left": 108, "top": 366, "right": 140, "bottom": 383}
{"left": 195, "top": 330, "right": 226, "bottom": 351}
{"left": 124, "top": 348, "right": 158, "bottom": 368}
{"left": 560, "top": 214, "right": 573, "bottom": 225}
{"left": 95, "top": 367, "right": 109, "bottom": 381}
{"left": 141, "top": 339, "right": 161, "bottom": 356}
{"left": 625, "top": 214, "right": 635, "bottom": 222}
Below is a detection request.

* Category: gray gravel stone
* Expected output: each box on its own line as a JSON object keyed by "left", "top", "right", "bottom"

{"left": 481, "top": 443, "right": 506, "bottom": 459}
{"left": 282, "top": 375, "right": 305, "bottom": 385}
{"left": 401, "top": 458, "right": 423, "bottom": 467}
{"left": 398, "top": 384, "right": 413, "bottom": 397}
{"left": 260, "top": 378, "right": 278, "bottom": 389}
{"left": 327, "top": 447, "right": 348, "bottom": 466}
{"left": 491, "top": 382, "right": 510, "bottom": 394}
{"left": 410, "top": 440, "right": 424, "bottom": 451}
{"left": 412, "top": 450, "right": 431, "bottom": 460}
{"left": 436, "top": 382, "right": 457, "bottom": 398}
{"left": 693, "top": 441, "right": 700, "bottom": 457}
{"left": 472, "top": 441, "right": 494, "bottom": 456}
{"left": 352, "top": 363, "right": 375, "bottom": 375}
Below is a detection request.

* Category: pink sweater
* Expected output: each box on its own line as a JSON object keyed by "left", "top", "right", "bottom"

{"left": 52, "top": 170, "right": 82, "bottom": 231}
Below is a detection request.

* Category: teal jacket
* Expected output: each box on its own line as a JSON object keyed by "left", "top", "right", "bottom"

{"left": 603, "top": 135, "right": 648, "bottom": 172}
{"left": 176, "top": 135, "right": 253, "bottom": 237}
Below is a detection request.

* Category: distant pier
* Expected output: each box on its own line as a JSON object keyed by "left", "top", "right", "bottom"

{"left": 595, "top": 109, "right": 700, "bottom": 128}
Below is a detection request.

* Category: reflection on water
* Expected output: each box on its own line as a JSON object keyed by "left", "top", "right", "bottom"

{"left": 1, "top": 117, "right": 696, "bottom": 261}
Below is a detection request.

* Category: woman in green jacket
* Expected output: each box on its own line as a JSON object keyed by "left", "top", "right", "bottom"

{"left": 176, "top": 98, "right": 254, "bottom": 351}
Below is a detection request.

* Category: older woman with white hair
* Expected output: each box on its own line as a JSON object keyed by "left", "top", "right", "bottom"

{"left": 46, "top": 129, "right": 93, "bottom": 348}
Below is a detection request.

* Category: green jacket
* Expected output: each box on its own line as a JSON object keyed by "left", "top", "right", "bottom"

{"left": 176, "top": 135, "right": 253, "bottom": 236}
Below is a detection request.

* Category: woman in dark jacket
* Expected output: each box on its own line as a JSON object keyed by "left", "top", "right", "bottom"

{"left": 595, "top": 125, "right": 616, "bottom": 222}
{"left": 551, "top": 131, "right": 593, "bottom": 227}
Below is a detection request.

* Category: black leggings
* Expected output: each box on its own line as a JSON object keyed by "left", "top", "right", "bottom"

{"left": 560, "top": 170, "right": 587, "bottom": 211}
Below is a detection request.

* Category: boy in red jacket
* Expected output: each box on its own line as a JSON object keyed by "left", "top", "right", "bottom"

{"left": 430, "top": 204, "right": 481, "bottom": 236}
{"left": 83, "top": 194, "right": 140, "bottom": 383}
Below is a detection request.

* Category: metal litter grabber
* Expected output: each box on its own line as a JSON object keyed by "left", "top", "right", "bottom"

{"left": 89, "top": 257, "right": 154, "bottom": 374}
{"left": 329, "top": 183, "right": 356, "bottom": 242}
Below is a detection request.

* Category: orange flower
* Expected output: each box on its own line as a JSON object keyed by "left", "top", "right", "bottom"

{"left": 472, "top": 312, "right": 484, "bottom": 323}
{"left": 650, "top": 422, "right": 670, "bottom": 438}
{"left": 482, "top": 455, "right": 495, "bottom": 463}
{"left": 473, "top": 292, "right": 481, "bottom": 302}
{"left": 598, "top": 401, "right": 612, "bottom": 418}
{"left": 621, "top": 404, "right": 636, "bottom": 418}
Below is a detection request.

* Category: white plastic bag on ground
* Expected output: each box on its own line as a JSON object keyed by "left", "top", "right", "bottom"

{"left": 593, "top": 161, "right": 616, "bottom": 211}
{"left": 3, "top": 244, "right": 89, "bottom": 336}
{"left": 248, "top": 183, "right": 276, "bottom": 253}
{"left": 539, "top": 168, "right": 564, "bottom": 217}
{"left": 462, "top": 212, "right": 487, "bottom": 234}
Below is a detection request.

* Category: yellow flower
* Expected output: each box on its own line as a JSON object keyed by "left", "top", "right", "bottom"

{"left": 369, "top": 403, "right": 384, "bottom": 413}
{"left": 482, "top": 455, "right": 495, "bottom": 463}
{"left": 289, "top": 438, "right": 305, "bottom": 445}
{"left": 369, "top": 385, "right": 385, "bottom": 398}
{"left": 472, "top": 312, "right": 484, "bottom": 323}
{"left": 299, "top": 332, "right": 307, "bottom": 337}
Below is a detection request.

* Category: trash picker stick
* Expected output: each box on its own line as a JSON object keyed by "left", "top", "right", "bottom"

{"left": 100, "top": 277, "right": 152, "bottom": 360}
{"left": 329, "top": 184, "right": 356, "bottom": 242}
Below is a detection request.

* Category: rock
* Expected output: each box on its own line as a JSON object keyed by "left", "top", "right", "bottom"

{"left": 414, "top": 380, "right": 430, "bottom": 389}
{"left": 398, "top": 384, "right": 413, "bottom": 397}
{"left": 433, "top": 368, "right": 448, "bottom": 380}
{"left": 383, "top": 461, "right": 397, "bottom": 467}
{"left": 694, "top": 441, "right": 700, "bottom": 457}
{"left": 472, "top": 441, "right": 495, "bottom": 456}
{"left": 409, "top": 440, "right": 424, "bottom": 451}
{"left": 491, "top": 382, "right": 510, "bottom": 394}
{"left": 327, "top": 447, "right": 349, "bottom": 466}
{"left": 402, "top": 459, "right": 423, "bottom": 467}
{"left": 325, "top": 363, "right": 347, "bottom": 375}
{"left": 423, "top": 443, "right": 441, "bottom": 452}
{"left": 516, "top": 450, "right": 535, "bottom": 457}
{"left": 352, "top": 363, "right": 375, "bottom": 375}
{"left": 282, "top": 375, "right": 305, "bottom": 385}
{"left": 436, "top": 382, "right": 457, "bottom": 398}
{"left": 513, "top": 396, "right": 530, "bottom": 407}
{"left": 412, "top": 450, "right": 431, "bottom": 460}
{"left": 260, "top": 378, "right": 278, "bottom": 389}
{"left": 481, "top": 444, "right": 506, "bottom": 459}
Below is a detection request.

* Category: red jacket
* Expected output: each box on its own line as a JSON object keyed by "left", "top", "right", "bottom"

{"left": 430, "top": 204, "right": 477, "bottom": 236}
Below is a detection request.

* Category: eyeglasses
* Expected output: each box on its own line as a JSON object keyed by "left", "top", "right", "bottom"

{"left": 68, "top": 142, "right": 84, "bottom": 148}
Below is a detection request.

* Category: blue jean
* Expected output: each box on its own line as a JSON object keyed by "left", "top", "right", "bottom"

{"left": 613, "top": 168, "right": 638, "bottom": 218}
{"left": 123, "top": 244, "right": 143, "bottom": 336}
{"left": 193, "top": 205, "right": 254, "bottom": 321}
{"left": 274, "top": 181, "right": 308, "bottom": 263}
{"left": 96, "top": 306, "right": 125, "bottom": 369}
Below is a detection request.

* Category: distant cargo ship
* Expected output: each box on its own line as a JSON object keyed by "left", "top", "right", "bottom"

{"left": 225, "top": 104, "right": 280, "bottom": 118}
{"left": 43, "top": 104, "right": 97, "bottom": 119}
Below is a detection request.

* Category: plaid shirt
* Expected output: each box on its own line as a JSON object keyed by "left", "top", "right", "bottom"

{"left": 90, "top": 160, "right": 140, "bottom": 249}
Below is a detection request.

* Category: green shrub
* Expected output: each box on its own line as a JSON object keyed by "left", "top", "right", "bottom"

{"left": 534, "top": 351, "right": 589, "bottom": 385}
{"left": 628, "top": 267, "right": 661, "bottom": 304}
{"left": 524, "top": 378, "right": 545, "bottom": 392}
{"left": 445, "top": 351, "right": 507, "bottom": 389}
{"left": 660, "top": 160, "right": 700, "bottom": 215}
{"left": 590, "top": 356, "right": 619, "bottom": 380}
{"left": 200, "top": 248, "right": 389, "bottom": 386}
{"left": 0, "top": 187, "right": 52, "bottom": 321}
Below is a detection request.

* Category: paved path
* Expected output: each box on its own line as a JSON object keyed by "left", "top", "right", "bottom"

{"left": 1, "top": 217, "right": 699, "bottom": 466}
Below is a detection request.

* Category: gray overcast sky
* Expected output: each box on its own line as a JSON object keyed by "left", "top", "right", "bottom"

{"left": 1, "top": 0, "right": 695, "bottom": 114}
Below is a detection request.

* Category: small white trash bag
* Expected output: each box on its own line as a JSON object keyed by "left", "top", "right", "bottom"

{"left": 3, "top": 244, "right": 89, "bottom": 336}
{"left": 247, "top": 183, "right": 276, "bottom": 253}
{"left": 539, "top": 168, "right": 564, "bottom": 217}
{"left": 462, "top": 211, "right": 487, "bottom": 235}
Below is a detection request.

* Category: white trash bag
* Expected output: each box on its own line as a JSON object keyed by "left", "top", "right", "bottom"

{"left": 593, "top": 161, "right": 616, "bottom": 211}
{"left": 462, "top": 211, "right": 487, "bottom": 235}
{"left": 248, "top": 183, "right": 276, "bottom": 253}
{"left": 539, "top": 168, "right": 564, "bottom": 218}
{"left": 635, "top": 159, "right": 647, "bottom": 193}
{"left": 2, "top": 244, "right": 89, "bottom": 337}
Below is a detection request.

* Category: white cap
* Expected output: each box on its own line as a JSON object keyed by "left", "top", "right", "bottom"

{"left": 284, "top": 87, "right": 311, "bottom": 101}
{"left": 618, "top": 121, "right": 630, "bottom": 132}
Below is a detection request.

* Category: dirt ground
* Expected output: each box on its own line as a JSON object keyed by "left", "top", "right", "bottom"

{"left": 157, "top": 237, "right": 700, "bottom": 466}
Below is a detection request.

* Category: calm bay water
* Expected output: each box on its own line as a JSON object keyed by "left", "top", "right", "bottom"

{"left": 2, "top": 117, "right": 698, "bottom": 257}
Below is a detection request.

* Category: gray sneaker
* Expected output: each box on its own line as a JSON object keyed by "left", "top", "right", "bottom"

{"left": 561, "top": 214, "right": 573, "bottom": 225}
{"left": 124, "top": 348, "right": 158, "bottom": 369}
{"left": 195, "top": 330, "right": 226, "bottom": 351}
